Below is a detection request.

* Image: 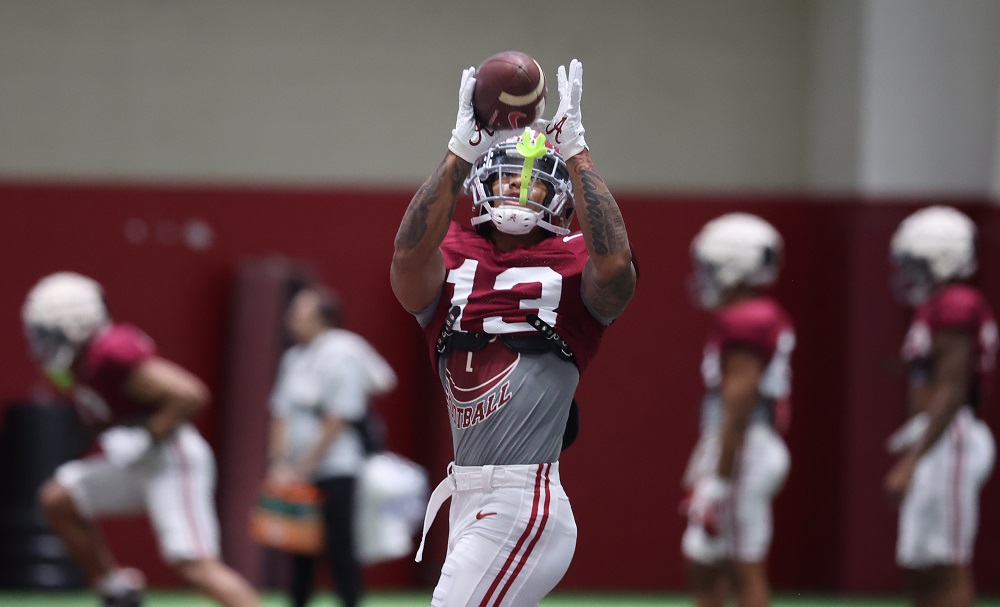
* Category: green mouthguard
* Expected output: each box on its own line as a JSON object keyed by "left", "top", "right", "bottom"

{"left": 514, "top": 128, "right": 548, "bottom": 205}
{"left": 46, "top": 369, "right": 75, "bottom": 391}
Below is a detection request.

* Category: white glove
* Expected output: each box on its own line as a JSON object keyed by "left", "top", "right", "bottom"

{"left": 687, "top": 475, "right": 730, "bottom": 536}
{"left": 447, "top": 67, "right": 508, "bottom": 164}
{"left": 887, "top": 413, "right": 929, "bottom": 454}
{"left": 100, "top": 426, "right": 155, "bottom": 468}
{"left": 541, "top": 59, "right": 587, "bottom": 159}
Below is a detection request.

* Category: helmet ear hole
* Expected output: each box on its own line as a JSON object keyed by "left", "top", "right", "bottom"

{"left": 762, "top": 246, "right": 774, "bottom": 267}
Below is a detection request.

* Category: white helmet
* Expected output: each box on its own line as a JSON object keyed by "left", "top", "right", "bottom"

{"left": 22, "top": 272, "right": 108, "bottom": 376}
{"left": 690, "top": 213, "right": 783, "bottom": 309}
{"left": 467, "top": 128, "right": 574, "bottom": 236}
{"left": 890, "top": 205, "right": 976, "bottom": 305}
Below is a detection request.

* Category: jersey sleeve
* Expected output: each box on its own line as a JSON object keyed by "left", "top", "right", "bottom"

{"left": 928, "top": 285, "right": 985, "bottom": 332}
{"left": 715, "top": 301, "right": 784, "bottom": 360}
{"left": 88, "top": 325, "right": 157, "bottom": 386}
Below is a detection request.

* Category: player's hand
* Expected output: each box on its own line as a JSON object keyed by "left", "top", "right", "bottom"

{"left": 99, "top": 426, "right": 154, "bottom": 468}
{"left": 885, "top": 452, "right": 917, "bottom": 505}
{"left": 686, "top": 475, "right": 730, "bottom": 537}
{"left": 448, "top": 67, "right": 507, "bottom": 164}
{"left": 886, "top": 413, "right": 929, "bottom": 454}
{"left": 539, "top": 59, "right": 587, "bottom": 159}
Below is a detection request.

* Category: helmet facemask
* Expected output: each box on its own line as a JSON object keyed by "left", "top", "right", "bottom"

{"left": 467, "top": 129, "right": 574, "bottom": 236}
{"left": 22, "top": 272, "right": 109, "bottom": 388}
{"left": 24, "top": 323, "right": 78, "bottom": 388}
{"left": 689, "top": 258, "right": 725, "bottom": 310}
{"left": 890, "top": 253, "right": 936, "bottom": 306}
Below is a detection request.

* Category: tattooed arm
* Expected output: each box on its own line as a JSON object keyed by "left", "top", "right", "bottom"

{"left": 390, "top": 152, "right": 470, "bottom": 313}
{"left": 568, "top": 150, "right": 636, "bottom": 319}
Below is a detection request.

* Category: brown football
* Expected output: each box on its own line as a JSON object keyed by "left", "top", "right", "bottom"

{"left": 472, "top": 51, "right": 547, "bottom": 131}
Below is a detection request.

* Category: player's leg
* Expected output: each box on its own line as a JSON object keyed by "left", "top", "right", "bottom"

{"left": 732, "top": 426, "right": 789, "bottom": 607}
{"left": 146, "top": 425, "right": 259, "bottom": 606}
{"left": 897, "top": 411, "right": 989, "bottom": 607}
{"left": 172, "top": 558, "right": 259, "bottom": 607}
{"left": 317, "top": 476, "right": 362, "bottom": 607}
{"left": 731, "top": 560, "right": 769, "bottom": 607}
{"left": 681, "top": 495, "right": 731, "bottom": 607}
{"left": 42, "top": 457, "right": 147, "bottom": 605}
{"left": 684, "top": 559, "right": 729, "bottom": 607}
{"left": 906, "top": 413, "right": 994, "bottom": 607}
{"left": 904, "top": 565, "right": 974, "bottom": 607}
{"left": 38, "top": 478, "right": 117, "bottom": 582}
{"left": 431, "top": 464, "right": 576, "bottom": 607}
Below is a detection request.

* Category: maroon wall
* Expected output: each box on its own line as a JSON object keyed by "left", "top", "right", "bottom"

{"left": 0, "top": 183, "right": 997, "bottom": 594}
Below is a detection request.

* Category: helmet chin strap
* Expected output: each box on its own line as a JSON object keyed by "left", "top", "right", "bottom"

{"left": 472, "top": 202, "right": 571, "bottom": 236}
{"left": 473, "top": 202, "right": 538, "bottom": 235}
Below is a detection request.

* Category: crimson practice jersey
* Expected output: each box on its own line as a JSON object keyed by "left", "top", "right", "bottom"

{"left": 415, "top": 222, "right": 615, "bottom": 465}
{"left": 420, "top": 223, "right": 608, "bottom": 373}
{"left": 700, "top": 296, "right": 795, "bottom": 433}
{"left": 901, "top": 283, "right": 998, "bottom": 409}
{"left": 70, "top": 323, "right": 157, "bottom": 428}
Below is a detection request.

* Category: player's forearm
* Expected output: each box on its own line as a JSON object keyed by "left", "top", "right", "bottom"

{"left": 717, "top": 372, "right": 758, "bottom": 479}
{"left": 569, "top": 151, "right": 635, "bottom": 316}
{"left": 394, "top": 152, "right": 469, "bottom": 259}
{"left": 569, "top": 151, "right": 631, "bottom": 266}
{"left": 912, "top": 383, "right": 964, "bottom": 457}
{"left": 913, "top": 332, "right": 972, "bottom": 457}
{"left": 717, "top": 410, "right": 750, "bottom": 479}
{"left": 145, "top": 394, "right": 204, "bottom": 441}
{"left": 126, "top": 358, "right": 207, "bottom": 441}
{"left": 392, "top": 152, "right": 468, "bottom": 311}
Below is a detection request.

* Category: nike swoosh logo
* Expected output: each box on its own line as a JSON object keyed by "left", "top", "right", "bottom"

{"left": 476, "top": 511, "right": 498, "bottom": 520}
{"left": 563, "top": 233, "right": 583, "bottom": 242}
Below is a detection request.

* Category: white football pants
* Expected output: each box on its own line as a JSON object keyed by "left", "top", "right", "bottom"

{"left": 682, "top": 423, "right": 790, "bottom": 563}
{"left": 417, "top": 462, "right": 577, "bottom": 607}
{"left": 55, "top": 423, "right": 220, "bottom": 563}
{"left": 897, "top": 407, "right": 995, "bottom": 568}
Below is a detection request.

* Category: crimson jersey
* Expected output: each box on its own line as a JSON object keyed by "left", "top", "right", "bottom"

{"left": 700, "top": 297, "right": 795, "bottom": 432}
{"left": 901, "top": 283, "right": 998, "bottom": 409}
{"left": 70, "top": 323, "right": 157, "bottom": 428}
{"left": 421, "top": 222, "right": 609, "bottom": 373}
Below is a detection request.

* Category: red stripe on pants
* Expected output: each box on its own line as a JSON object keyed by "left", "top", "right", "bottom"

{"left": 494, "top": 463, "right": 552, "bottom": 605}
{"left": 479, "top": 464, "right": 545, "bottom": 607}
{"left": 171, "top": 441, "right": 208, "bottom": 558}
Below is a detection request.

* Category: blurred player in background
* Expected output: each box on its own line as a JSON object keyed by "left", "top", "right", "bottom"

{"left": 681, "top": 214, "right": 794, "bottom": 607}
{"left": 390, "top": 58, "right": 636, "bottom": 606}
{"left": 21, "top": 272, "right": 259, "bottom": 607}
{"left": 267, "top": 285, "right": 397, "bottom": 607}
{"left": 884, "top": 206, "right": 996, "bottom": 607}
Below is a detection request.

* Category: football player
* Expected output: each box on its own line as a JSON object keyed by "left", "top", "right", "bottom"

{"left": 390, "top": 59, "right": 636, "bottom": 606}
{"left": 22, "top": 272, "right": 259, "bottom": 607}
{"left": 682, "top": 214, "right": 794, "bottom": 607}
{"left": 885, "top": 206, "right": 996, "bottom": 607}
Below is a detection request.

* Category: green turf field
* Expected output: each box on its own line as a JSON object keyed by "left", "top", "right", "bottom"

{"left": 0, "top": 592, "right": 998, "bottom": 606}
